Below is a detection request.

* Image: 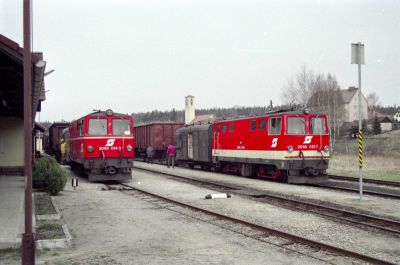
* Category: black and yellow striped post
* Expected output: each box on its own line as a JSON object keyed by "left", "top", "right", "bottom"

{"left": 358, "top": 129, "right": 364, "bottom": 199}
{"left": 358, "top": 129, "right": 363, "bottom": 168}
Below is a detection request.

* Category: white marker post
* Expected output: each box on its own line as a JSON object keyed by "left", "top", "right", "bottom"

{"left": 71, "top": 177, "right": 79, "bottom": 190}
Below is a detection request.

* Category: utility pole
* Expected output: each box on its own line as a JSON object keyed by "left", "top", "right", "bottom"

{"left": 351, "top": 42, "right": 365, "bottom": 200}
{"left": 22, "top": 0, "right": 35, "bottom": 263}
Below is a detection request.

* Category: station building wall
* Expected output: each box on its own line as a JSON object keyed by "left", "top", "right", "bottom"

{"left": 0, "top": 117, "right": 24, "bottom": 168}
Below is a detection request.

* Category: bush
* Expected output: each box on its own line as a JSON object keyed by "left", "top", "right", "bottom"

{"left": 33, "top": 157, "right": 67, "bottom": 195}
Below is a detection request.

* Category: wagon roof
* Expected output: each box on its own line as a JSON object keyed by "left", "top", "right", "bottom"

{"left": 134, "top": 121, "right": 185, "bottom": 127}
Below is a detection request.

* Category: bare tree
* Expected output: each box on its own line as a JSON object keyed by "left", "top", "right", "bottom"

{"left": 281, "top": 66, "right": 348, "bottom": 146}
{"left": 281, "top": 79, "right": 297, "bottom": 106}
{"left": 280, "top": 65, "right": 315, "bottom": 107}
{"left": 367, "top": 92, "right": 380, "bottom": 111}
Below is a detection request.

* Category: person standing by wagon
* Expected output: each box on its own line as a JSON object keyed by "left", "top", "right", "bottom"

{"left": 60, "top": 139, "right": 66, "bottom": 164}
{"left": 166, "top": 144, "right": 176, "bottom": 168}
{"left": 146, "top": 145, "right": 154, "bottom": 164}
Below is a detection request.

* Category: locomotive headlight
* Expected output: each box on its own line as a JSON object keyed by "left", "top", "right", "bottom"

{"left": 287, "top": 145, "right": 294, "bottom": 153}
{"left": 106, "top": 109, "right": 113, "bottom": 116}
{"left": 323, "top": 145, "right": 330, "bottom": 153}
{"left": 87, "top": 145, "right": 94, "bottom": 153}
{"left": 126, "top": 145, "right": 133, "bottom": 152}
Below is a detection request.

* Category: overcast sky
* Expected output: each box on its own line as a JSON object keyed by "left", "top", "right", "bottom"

{"left": 1, "top": 0, "right": 399, "bottom": 121}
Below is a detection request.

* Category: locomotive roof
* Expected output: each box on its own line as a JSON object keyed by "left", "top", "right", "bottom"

{"left": 177, "top": 123, "right": 212, "bottom": 132}
{"left": 214, "top": 108, "right": 326, "bottom": 123}
{"left": 86, "top": 110, "right": 129, "bottom": 117}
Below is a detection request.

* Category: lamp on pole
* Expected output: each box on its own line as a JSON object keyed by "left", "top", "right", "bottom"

{"left": 351, "top": 42, "right": 365, "bottom": 200}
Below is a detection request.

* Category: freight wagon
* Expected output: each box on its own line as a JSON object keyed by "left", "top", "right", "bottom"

{"left": 134, "top": 122, "right": 184, "bottom": 161}
{"left": 45, "top": 122, "right": 70, "bottom": 161}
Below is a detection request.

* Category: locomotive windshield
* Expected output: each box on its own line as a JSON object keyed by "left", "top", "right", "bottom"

{"left": 88, "top": 119, "right": 107, "bottom": 135}
{"left": 287, "top": 117, "right": 306, "bottom": 134}
{"left": 310, "top": 117, "right": 327, "bottom": 134}
{"left": 113, "top": 119, "right": 130, "bottom": 135}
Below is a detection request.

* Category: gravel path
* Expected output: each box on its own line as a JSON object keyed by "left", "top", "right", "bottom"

{"left": 11, "top": 167, "right": 328, "bottom": 265}
{"left": 130, "top": 166, "right": 400, "bottom": 264}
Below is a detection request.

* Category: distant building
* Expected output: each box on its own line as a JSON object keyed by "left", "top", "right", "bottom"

{"left": 185, "top": 95, "right": 195, "bottom": 124}
{"left": 367, "top": 116, "right": 393, "bottom": 133}
{"left": 339, "top": 87, "right": 368, "bottom": 123}
{"left": 393, "top": 112, "right": 400, "bottom": 122}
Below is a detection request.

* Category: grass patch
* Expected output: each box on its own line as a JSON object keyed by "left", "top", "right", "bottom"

{"left": 330, "top": 130, "right": 400, "bottom": 181}
{"left": 36, "top": 222, "right": 65, "bottom": 240}
{"left": 0, "top": 248, "right": 20, "bottom": 258}
{"left": 35, "top": 194, "right": 56, "bottom": 215}
{"left": 328, "top": 154, "right": 400, "bottom": 181}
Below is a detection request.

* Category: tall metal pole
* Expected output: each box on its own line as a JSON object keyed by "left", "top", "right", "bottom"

{"left": 358, "top": 61, "right": 363, "bottom": 200}
{"left": 351, "top": 42, "right": 365, "bottom": 200}
{"left": 22, "top": 0, "right": 35, "bottom": 263}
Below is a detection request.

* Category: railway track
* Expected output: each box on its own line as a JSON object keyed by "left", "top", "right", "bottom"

{"left": 315, "top": 175, "right": 400, "bottom": 200}
{"left": 103, "top": 181, "right": 397, "bottom": 265}
{"left": 135, "top": 166, "right": 400, "bottom": 236}
{"left": 328, "top": 175, "right": 400, "bottom": 188}
{"left": 135, "top": 160, "right": 400, "bottom": 199}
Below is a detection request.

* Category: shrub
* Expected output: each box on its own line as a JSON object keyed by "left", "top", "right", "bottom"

{"left": 46, "top": 165, "right": 67, "bottom": 195}
{"left": 33, "top": 157, "right": 67, "bottom": 195}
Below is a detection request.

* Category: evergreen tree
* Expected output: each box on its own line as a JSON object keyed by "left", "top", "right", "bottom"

{"left": 372, "top": 116, "right": 381, "bottom": 134}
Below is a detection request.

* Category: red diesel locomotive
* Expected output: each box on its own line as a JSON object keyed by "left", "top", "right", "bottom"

{"left": 68, "top": 109, "right": 134, "bottom": 182}
{"left": 176, "top": 108, "right": 330, "bottom": 183}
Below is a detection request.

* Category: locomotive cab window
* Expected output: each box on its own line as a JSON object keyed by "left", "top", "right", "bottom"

{"left": 250, "top": 120, "right": 256, "bottom": 131}
{"left": 310, "top": 117, "right": 327, "bottom": 134}
{"left": 259, "top": 119, "right": 266, "bottom": 130}
{"left": 78, "top": 120, "right": 84, "bottom": 137}
{"left": 287, "top": 117, "right": 306, "bottom": 134}
{"left": 229, "top": 122, "right": 234, "bottom": 132}
{"left": 269, "top": 117, "right": 281, "bottom": 135}
{"left": 88, "top": 119, "right": 107, "bottom": 136}
{"left": 222, "top": 123, "right": 227, "bottom": 133}
{"left": 113, "top": 119, "right": 130, "bottom": 135}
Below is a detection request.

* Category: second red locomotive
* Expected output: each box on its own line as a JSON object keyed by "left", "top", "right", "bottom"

{"left": 68, "top": 109, "right": 134, "bottom": 182}
{"left": 176, "top": 108, "right": 330, "bottom": 183}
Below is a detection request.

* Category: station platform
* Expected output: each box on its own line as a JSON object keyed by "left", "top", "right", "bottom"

{"left": 0, "top": 175, "right": 25, "bottom": 249}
